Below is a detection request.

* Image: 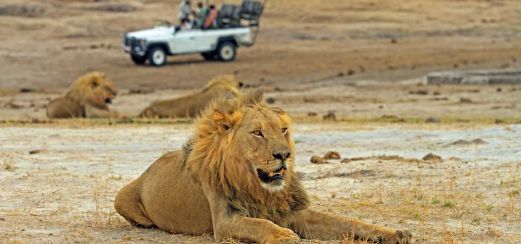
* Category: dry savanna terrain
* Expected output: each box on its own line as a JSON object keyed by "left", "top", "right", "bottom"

{"left": 1, "top": 0, "right": 520, "bottom": 243}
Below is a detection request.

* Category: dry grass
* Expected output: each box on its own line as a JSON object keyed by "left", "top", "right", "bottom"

{"left": 2, "top": 159, "right": 16, "bottom": 172}
{"left": 318, "top": 160, "right": 521, "bottom": 243}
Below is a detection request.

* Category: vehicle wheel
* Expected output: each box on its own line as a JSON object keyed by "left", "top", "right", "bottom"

{"left": 216, "top": 42, "right": 236, "bottom": 62}
{"left": 147, "top": 46, "right": 167, "bottom": 67}
{"left": 201, "top": 51, "right": 217, "bottom": 61}
{"left": 131, "top": 54, "right": 146, "bottom": 65}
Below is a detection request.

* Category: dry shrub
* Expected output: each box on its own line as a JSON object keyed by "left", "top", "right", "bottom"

{"left": 0, "top": 4, "right": 47, "bottom": 17}
{"left": 87, "top": 3, "right": 137, "bottom": 12}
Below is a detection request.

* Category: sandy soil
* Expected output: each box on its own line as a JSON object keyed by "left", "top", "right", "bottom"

{"left": 1, "top": 123, "right": 520, "bottom": 243}
{"left": 1, "top": 0, "right": 521, "bottom": 91}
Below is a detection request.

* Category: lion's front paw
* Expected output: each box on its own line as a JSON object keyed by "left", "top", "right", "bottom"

{"left": 263, "top": 227, "right": 300, "bottom": 244}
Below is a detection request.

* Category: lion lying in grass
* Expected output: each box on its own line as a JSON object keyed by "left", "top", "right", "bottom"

{"left": 46, "top": 72, "right": 120, "bottom": 119}
{"left": 115, "top": 90, "right": 411, "bottom": 243}
{"left": 138, "top": 74, "right": 243, "bottom": 118}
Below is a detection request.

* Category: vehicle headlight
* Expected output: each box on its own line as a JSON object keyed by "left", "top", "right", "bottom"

{"left": 123, "top": 34, "right": 129, "bottom": 46}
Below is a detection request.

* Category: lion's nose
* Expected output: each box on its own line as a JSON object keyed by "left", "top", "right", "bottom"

{"left": 273, "top": 152, "right": 291, "bottom": 161}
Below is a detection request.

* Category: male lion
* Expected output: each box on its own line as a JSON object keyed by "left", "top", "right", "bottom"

{"left": 115, "top": 90, "right": 411, "bottom": 243}
{"left": 138, "top": 74, "right": 243, "bottom": 118}
{"left": 46, "top": 72, "right": 119, "bottom": 119}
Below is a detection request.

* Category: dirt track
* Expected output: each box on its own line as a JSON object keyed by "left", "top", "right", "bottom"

{"left": 1, "top": 123, "right": 520, "bottom": 243}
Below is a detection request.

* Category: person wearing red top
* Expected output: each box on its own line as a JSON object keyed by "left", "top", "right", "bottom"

{"left": 203, "top": 4, "right": 218, "bottom": 29}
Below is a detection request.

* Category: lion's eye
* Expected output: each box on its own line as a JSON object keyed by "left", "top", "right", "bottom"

{"left": 251, "top": 130, "right": 263, "bottom": 138}
{"left": 282, "top": 127, "right": 288, "bottom": 135}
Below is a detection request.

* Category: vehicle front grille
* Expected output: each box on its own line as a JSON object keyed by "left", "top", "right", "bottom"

{"left": 123, "top": 35, "right": 133, "bottom": 47}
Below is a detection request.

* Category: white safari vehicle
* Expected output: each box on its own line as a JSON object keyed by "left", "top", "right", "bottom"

{"left": 123, "top": 0, "right": 264, "bottom": 66}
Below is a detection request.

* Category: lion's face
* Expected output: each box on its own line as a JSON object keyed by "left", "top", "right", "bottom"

{"left": 238, "top": 106, "right": 293, "bottom": 192}
{"left": 89, "top": 75, "right": 117, "bottom": 107}
{"left": 210, "top": 91, "right": 294, "bottom": 193}
{"left": 67, "top": 72, "right": 118, "bottom": 108}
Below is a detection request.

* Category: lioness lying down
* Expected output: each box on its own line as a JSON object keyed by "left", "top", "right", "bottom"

{"left": 138, "top": 74, "right": 243, "bottom": 118}
{"left": 46, "top": 72, "right": 120, "bottom": 119}
{"left": 115, "top": 90, "right": 411, "bottom": 243}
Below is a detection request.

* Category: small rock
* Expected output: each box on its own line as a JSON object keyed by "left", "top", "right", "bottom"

{"left": 337, "top": 72, "right": 345, "bottom": 77}
{"left": 265, "top": 97, "right": 276, "bottom": 104}
{"left": 447, "top": 139, "right": 471, "bottom": 146}
{"left": 323, "top": 151, "right": 341, "bottom": 160}
{"left": 433, "top": 91, "right": 441, "bottom": 96}
{"left": 495, "top": 119, "right": 505, "bottom": 124}
{"left": 459, "top": 98, "right": 473, "bottom": 103}
{"left": 19, "top": 88, "right": 35, "bottom": 93}
{"left": 307, "top": 112, "right": 317, "bottom": 117}
{"left": 323, "top": 111, "right": 337, "bottom": 121}
{"left": 29, "top": 149, "right": 42, "bottom": 154}
{"left": 310, "top": 156, "right": 327, "bottom": 164}
{"left": 0, "top": 217, "right": 5, "bottom": 221}
{"left": 341, "top": 158, "right": 351, "bottom": 163}
{"left": 347, "top": 69, "right": 355, "bottom": 76}
{"left": 409, "top": 90, "right": 429, "bottom": 95}
{"left": 128, "top": 88, "right": 153, "bottom": 94}
{"left": 496, "top": 87, "right": 502, "bottom": 92}
{"left": 423, "top": 153, "right": 442, "bottom": 162}
{"left": 390, "top": 38, "right": 397, "bottom": 44}
{"left": 471, "top": 138, "right": 487, "bottom": 144}
{"left": 425, "top": 117, "right": 440, "bottom": 123}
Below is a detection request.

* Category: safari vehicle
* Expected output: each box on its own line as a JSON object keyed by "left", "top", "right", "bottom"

{"left": 122, "top": 0, "right": 265, "bottom": 67}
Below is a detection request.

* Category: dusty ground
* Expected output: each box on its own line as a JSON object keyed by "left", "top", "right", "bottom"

{"left": 1, "top": 0, "right": 521, "bottom": 243}
{"left": 1, "top": 0, "right": 521, "bottom": 91}
{"left": 1, "top": 0, "right": 521, "bottom": 121}
{"left": 1, "top": 123, "right": 520, "bottom": 243}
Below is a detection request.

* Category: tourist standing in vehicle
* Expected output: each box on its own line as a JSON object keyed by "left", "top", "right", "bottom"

{"left": 194, "top": 1, "right": 208, "bottom": 29}
{"left": 203, "top": 4, "right": 218, "bottom": 29}
{"left": 178, "top": 0, "right": 192, "bottom": 24}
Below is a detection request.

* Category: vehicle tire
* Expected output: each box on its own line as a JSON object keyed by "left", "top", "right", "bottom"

{"left": 147, "top": 46, "right": 167, "bottom": 67}
{"left": 131, "top": 54, "right": 146, "bottom": 65}
{"left": 216, "top": 42, "right": 237, "bottom": 62}
{"left": 201, "top": 51, "right": 217, "bottom": 61}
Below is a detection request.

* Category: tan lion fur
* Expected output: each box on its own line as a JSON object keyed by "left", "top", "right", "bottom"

{"left": 138, "top": 74, "right": 243, "bottom": 118}
{"left": 115, "top": 90, "right": 411, "bottom": 243}
{"left": 46, "top": 72, "right": 119, "bottom": 118}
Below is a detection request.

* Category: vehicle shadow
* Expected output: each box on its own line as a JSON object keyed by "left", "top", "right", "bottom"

{"left": 165, "top": 58, "right": 211, "bottom": 66}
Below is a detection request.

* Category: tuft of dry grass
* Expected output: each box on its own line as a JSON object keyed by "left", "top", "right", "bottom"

{"left": 2, "top": 160, "right": 16, "bottom": 172}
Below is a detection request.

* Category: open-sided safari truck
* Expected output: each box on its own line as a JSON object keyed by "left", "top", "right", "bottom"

{"left": 123, "top": 0, "right": 265, "bottom": 66}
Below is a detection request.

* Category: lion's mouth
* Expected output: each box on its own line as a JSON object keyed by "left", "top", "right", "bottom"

{"left": 105, "top": 98, "right": 113, "bottom": 104}
{"left": 256, "top": 165, "right": 286, "bottom": 183}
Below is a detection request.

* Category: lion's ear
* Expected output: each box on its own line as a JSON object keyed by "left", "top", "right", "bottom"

{"left": 213, "top": 101, "right": 243, "bottom": 133}
{"left": 213, "top": 110, "right": 232, "bottom": 132}
{"left": 242, "top": 89, "right": 263, "bottom": 105}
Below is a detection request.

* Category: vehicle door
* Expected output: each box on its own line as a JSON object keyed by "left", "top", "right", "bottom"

{"left": 171, "top": 29, "right": 222, "bottom": 54}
